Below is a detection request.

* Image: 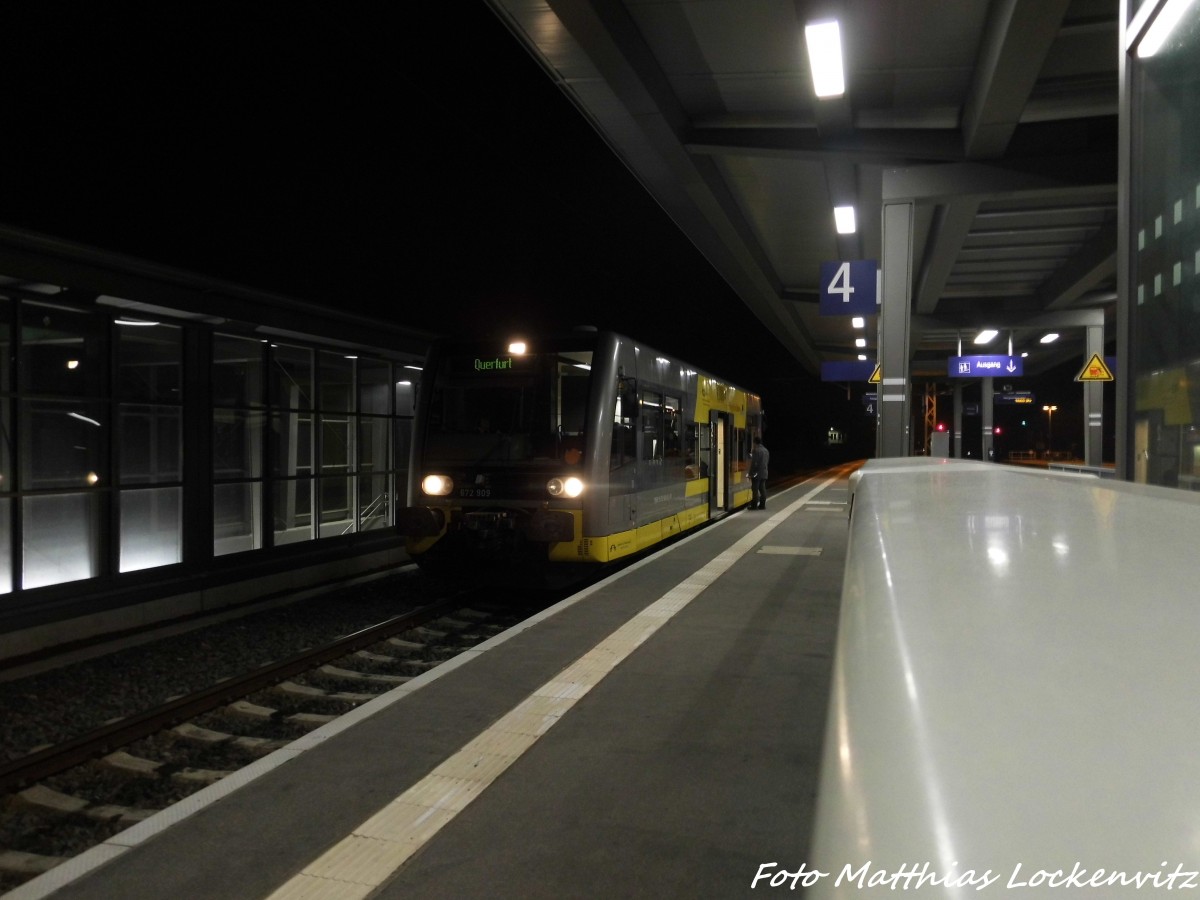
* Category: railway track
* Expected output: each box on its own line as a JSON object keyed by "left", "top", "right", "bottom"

{"left": 0, "top": 586, "right": 550, "bottom": 894}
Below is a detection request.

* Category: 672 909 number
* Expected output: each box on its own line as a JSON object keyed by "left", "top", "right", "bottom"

{"left": 459, "top": 488, "right": 492, "bottom": 498}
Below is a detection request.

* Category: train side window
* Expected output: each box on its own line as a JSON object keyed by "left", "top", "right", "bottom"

{"left": 697, "top": 423, "right": 712, "bottom": 477}
{"left": 664, "top": 395, "right": 684, "bottom": 478}
{"left": 558, "top": 363, "right": 589, "bottom": 435}
{"left": 683, "top": 423, "right": 698, "bottom": 479}
{"left": 611, "top": 384, "right": 635, "bottom": 470}
{"left": 641, "top": 391, "right": 663, "bottom": 461}
{"left": 734, "top": 427, "right": 747, "bottom": 471}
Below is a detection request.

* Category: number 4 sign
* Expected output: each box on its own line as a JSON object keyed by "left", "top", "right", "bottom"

{"left": 818, "top": 260, "right": 879, "bottom": 316}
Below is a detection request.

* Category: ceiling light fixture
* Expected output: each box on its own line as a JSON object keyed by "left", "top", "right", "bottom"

{"left": 834, "top": 205, "right": 857, "bottom": 234}
{"left": 974, "top": 329, "right": 999, "bottom": 345}
{"left": 1039, "top": 332, "right": 1060, "bottom": 344}
{"left": 805, "top": 20, "right": 845, "bottom": 98}
{"left": 852, "top": 316, "right": 865, "bottom": 328}
{"left": 855, "top": 337, "right": 867, "bottom": 348}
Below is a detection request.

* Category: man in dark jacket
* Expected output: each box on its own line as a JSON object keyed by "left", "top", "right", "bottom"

{"left": 749, "top": 436, "right": 769, "bottom": 510}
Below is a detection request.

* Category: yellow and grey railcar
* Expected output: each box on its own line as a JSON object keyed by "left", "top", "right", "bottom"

{"left": 396, "top": 331, "right": 762, "bottom": 580}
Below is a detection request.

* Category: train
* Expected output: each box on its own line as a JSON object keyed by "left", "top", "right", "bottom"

{"left": 396, "top": 330, "right": 763, "bottom": 580}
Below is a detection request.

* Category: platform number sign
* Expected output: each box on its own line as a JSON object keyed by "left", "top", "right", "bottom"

{"left": 819, "top": 259, "right": 878, "bottom": 316}
{"left": 827, "top": 263, "right": 854, "bottom": 303}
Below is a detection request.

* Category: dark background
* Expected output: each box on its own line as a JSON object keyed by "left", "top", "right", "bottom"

{"left": 1, "top": 4, "right": 1096, "bottom": 468}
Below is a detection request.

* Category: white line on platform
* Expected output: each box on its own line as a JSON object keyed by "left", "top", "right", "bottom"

{"left": 263, "top": 476, "right": 841, "bottom": 900}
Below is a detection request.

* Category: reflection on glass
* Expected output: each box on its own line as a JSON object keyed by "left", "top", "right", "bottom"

{"left": 274, "top": 478, "right": 314, "bottom": 545}
{"left": 270, "top": 343, "right": 313, "bottom": 410}
{"left": 0, "top": 296, "right": 11, "bottom": 394}
{"left": 1132, "top": 0, "right": 1200, "bottom": 487}
{"left": 319, "top": 476, "right": 354, "bottom": 537}
{"left": 120, "top": 488, "right": 182, "bottom": 572}
{"left": 213, "top": 409, "right": 264, "bottom": 479}
{"left": 358, "top": 473, "right": 390, "bottom": 531}
{"left": 212, "top": 333, "right": 265, "bottom": 408}
{"left": 359, "top": 417, "right": 388, "bottom": 473}
{"left": 321, "top": 414, "right": 354, "bottom": 474}
{"left": 118, "top": 323, "right": 181, "bottom": 402}
{"left": 0, "top": 498, "right": 10, "bottom": 592}
{"left": 359, "top": 358, "right": 390, "bottom": 415}
{"left": 120, "top": 405, "right": 182, "bottom": 484}
{"left": 320, "top": 351, "right": 354, "bottom": 413}
{"left": 394, "top": 380, "right": 415, "bottom": 417}
{"left": 22, "top": 401, "right": 108, "bottom": 490}
{"left": 214, "top": 482, "right": 262, "bottom": 556}
{"left": 271, "top": 412, "right": 313, "bottom": 478}
{"left": 23, "top": 493, "right": 101, "bottom": 588}
{"left": 21, "top": 301, "right": 107, "bottom": 398}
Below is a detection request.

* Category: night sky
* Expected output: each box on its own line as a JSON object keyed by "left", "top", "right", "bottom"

{"left": 0, "top": 4, "right": 883, "bottom": 467}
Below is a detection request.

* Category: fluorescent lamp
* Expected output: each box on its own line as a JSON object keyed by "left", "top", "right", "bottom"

{"left": 857, "top": 354, "right": 867, "bottom": 361}
{"left": 974, "top": 329, "right": 999, "bottom": 344}
{"left": 834, "top": 205, "right": 857, "bottom": 234}
{"left": 852, "top": 316, "right": 865, "bottom": 328}
{"left": 508, "top": 341, "right": 527, "bottom": 354}
{"left": 1138, "top": 0, "right": 1198, "bottom": 57}
{"left": 805, "top": 20, "right": 845, "bottom": 98}
{"left": 1039, "top": 332, "right": 1060, "bottom": 344}
{"left": 855, "top": 338, "right": 867, "bottom": 348}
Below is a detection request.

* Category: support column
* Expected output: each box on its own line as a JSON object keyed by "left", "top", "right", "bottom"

{"left": 982, "top": 376, "right": 994, "bottom": 461}
{"left": 953, "top": 383, "right": 964, "bottom": 458}
{"left": 878, "top": 200, "right": 914, "bottom": 458}
{"left": 1084, "top": 323, "right": 1104, "bottom": 466}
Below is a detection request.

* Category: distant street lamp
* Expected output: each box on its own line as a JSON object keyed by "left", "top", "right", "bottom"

{"left": 1042, "top": 405, "right": 1058, "bottom": 456}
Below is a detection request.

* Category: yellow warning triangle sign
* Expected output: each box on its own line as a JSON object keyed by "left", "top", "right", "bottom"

{"left": 1075, "top": 353, "right": 1114, "bottom": 382}
{"left": 869, "top": 364, "right": 881, "bottom": 384}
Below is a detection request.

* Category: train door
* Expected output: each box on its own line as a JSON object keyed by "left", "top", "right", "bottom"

{"left": 709, "top": 412, "right": 728, "bottom": 514}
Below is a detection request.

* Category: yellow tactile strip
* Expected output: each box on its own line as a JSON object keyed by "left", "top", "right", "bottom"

{"left": 264, "top": 477, "right": 838, "bottom": 900}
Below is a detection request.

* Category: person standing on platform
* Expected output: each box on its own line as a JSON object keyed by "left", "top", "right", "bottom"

{"left": 749, "top": 436, "right": 769, "bottom": 510}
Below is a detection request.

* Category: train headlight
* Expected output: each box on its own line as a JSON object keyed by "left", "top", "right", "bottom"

{"left": 421, "top": 474, "right": 454, "bottom": 496}
{"left": 547, "top": 476, "right": 584, "bottom": 498}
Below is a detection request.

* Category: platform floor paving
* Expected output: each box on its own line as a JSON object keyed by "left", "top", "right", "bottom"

{"left": 21, "top": 466, "right": 853, "bottom": 900}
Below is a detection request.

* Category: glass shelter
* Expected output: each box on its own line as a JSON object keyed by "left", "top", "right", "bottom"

{"left": 1124, "top": 0, "right": 1200, "bottom": 487}
{"left": 0, "top": 231, "right": 428, "bottom": 653}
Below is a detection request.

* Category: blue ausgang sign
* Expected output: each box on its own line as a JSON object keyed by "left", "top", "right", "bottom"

{"left": 818, "top": 260, "right": 878, "bottom": 316}
{"left": 948, "top": 355, "right": 1023, "bottom": 377}
{"left": 821, "top": 360, "right": 876, "bottom": 382}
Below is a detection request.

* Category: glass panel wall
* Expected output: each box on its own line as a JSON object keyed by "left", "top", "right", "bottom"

{"left": 19, "top": 301, "right": 108, "bottom": 588}
{"left": 212, "top": 340, "right": 411, "bottom": 552}
{"left": 0, "top": 281, "right": 418, "bottom": 605}
{"left": 1129, "top": 0, "right": 1200, "bottom": 488}
{"left": 213, "top": 334, "right": 265, "bottom": 555}
{"left": 117, "top": 321, "right": 183, "bottom": 571}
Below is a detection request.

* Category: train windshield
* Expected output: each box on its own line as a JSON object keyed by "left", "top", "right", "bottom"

{"left": 423, "top": 346, "right": 594, "bottom": 463}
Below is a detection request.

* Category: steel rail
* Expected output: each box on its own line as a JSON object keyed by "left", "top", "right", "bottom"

{"left": 0, "top": 595, "right": 468, "bottom": 795}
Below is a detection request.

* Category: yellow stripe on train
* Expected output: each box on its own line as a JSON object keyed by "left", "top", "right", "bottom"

{"left": 551, "top": 500, "right": 718, "bottom": 562}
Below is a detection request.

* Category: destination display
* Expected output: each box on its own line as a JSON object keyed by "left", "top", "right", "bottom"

{"left": 994, "top": 391, "right": 1036, "bottom": 404}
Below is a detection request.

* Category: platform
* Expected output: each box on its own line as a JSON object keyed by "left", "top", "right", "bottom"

{"left": 15, "top": 466, "right": 854, "bottom": 900}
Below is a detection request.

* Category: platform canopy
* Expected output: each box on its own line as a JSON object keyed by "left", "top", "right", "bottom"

{"left": 484, "top": 0, "right": 1117, "bottom": 379}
